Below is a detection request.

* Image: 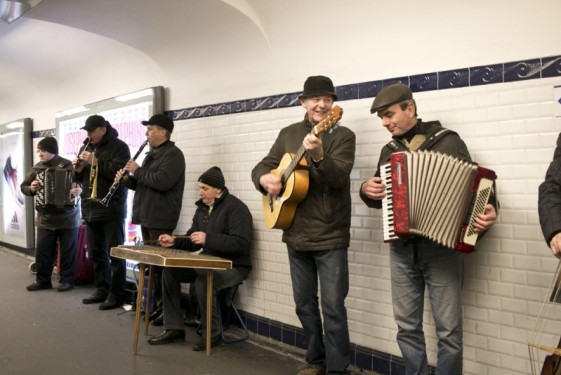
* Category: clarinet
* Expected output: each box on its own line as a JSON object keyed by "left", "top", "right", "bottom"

{"left": 100, "top": 140, "right": 148, "bottom": 207}
{"left": 75, "top": 137, "right": 91, "bottom": 167}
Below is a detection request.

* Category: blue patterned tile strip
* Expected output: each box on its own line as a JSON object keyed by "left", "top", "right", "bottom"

{"left": 168, "top": 54, "right": 561, "bottom": 121}
{"left": 234, "top": 308, "right": 436, "bottom": 374}
{"left": 31, "top": 128, "right": 56, "bottom": 139}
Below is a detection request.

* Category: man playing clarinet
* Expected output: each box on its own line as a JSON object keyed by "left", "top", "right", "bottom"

{"left": 117, "top": 113, "right": 185, "bottom": 323}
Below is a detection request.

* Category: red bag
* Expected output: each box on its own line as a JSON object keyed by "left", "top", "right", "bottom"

{"left": 57, "top": 225, "right": 94, "bottom": 284}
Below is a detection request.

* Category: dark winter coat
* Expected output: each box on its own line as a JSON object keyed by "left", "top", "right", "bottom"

{"left": 539, "top": 132, "right": 561, "bottom": 244}
{"left": 20, "top": 155, "right": 80, "bottom": 229}
{"left": 75, "top": 125, "right": 131, "bottom": 222}
{"left": 123, "top": 140, "right": 185, "bottom": 230}
{"left": 174, "top": 188, "right": 252, "bottom": 272}
{"left": 251, "top": 114, "right": 356, "bottom": 251}
{"left": 360, "top": 119, "right": 472, "bottom": 209}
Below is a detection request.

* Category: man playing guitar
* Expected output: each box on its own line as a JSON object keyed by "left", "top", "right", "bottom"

{"left": 252, "top": 75, "right": 356, "bottom": 375}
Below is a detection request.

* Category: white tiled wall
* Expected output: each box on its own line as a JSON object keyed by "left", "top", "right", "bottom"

{"left": 172, "top": 76, "right": 561, "bottom": 374}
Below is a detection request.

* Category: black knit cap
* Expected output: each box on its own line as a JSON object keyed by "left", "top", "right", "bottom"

{"left": 198, "top": 166, "right": 225, "bottom": 189}
{"left": 298, "top": 75, "right": 337, "bottom": 100}
{"left": 37, "top": 136, "right": 58, "bottom": 155}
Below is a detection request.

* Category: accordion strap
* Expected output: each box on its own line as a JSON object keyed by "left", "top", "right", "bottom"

{"left": 403, "top": 236, "right": 421, "bottom": 264}
{"left": 386, "top": 128, "right": 456, "bottom": 153}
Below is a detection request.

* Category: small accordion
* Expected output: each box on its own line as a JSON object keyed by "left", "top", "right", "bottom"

{"left": 381, "top": 151, "right": 497, "bottom": 253}
{"left": 35, "top": 168, "right": 76, "bottom": 208}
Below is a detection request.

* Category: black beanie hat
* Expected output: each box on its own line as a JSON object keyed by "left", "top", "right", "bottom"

{"left": 37, "top": 136, "right": 58, "bottom": 155}
{"left": 198, "top": 166, "right": 225, "bottom": 190}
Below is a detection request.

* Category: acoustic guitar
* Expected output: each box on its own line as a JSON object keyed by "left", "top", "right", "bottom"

{"left": 542, "top": 337, "right": 561, "bottom": 375}
{"left": 262, "top": 105, "right": 343, "bottom": 229}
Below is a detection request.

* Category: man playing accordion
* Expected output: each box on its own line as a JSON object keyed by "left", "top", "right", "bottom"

{"left": 360, "top": 83, "right": 498, "bottom": 375}
{"left": 21, "top": 136, "right": 81, "bottom": 292}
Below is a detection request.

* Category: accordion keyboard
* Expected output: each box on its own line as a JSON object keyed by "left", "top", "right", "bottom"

{"left": 380, "top": 163, "right": 397, "bottom": 242}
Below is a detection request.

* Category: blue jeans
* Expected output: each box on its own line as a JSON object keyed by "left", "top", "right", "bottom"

{"left": 390, "top": 238, "right": 464, "bottom": 375}
{"left": 35, "top": 227, "right": 79, "bottom": 284}
{"left": 287, "top": 247, "right": 350, "bottom": 374}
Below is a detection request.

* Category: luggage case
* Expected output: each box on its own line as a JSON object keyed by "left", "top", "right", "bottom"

{"left": 57, "top": 224, "right": 94, "bottom": 284}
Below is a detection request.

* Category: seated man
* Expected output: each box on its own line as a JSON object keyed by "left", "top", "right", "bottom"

{"left": 147, "top": 166, "right": 253, "bottom": 350}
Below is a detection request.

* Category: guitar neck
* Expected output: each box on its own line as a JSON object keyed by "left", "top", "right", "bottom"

{"left": 279, "top": 105, "right": 343, "bottom": 184}
{"left": 281, "top": 145, "right": 307, "bottom": 183}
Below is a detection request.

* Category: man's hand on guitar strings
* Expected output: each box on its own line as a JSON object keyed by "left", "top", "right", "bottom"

{"left": 260, "top": 173, "right": 282, "bottom": 196}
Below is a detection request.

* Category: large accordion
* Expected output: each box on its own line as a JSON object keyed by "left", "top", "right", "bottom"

{"left": 381, "top": 151, "right": 497, "bottom": 253}
{"left": 35, "top": 168, "right": 76, "bottom": 208}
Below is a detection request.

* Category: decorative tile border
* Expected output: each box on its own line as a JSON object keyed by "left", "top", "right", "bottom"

{"left": 178, "top": 54, "right": 561, "bottom": 373}
{"left": 168, "top": 54, "right": 561, "bottom": 121}
{"left": 229, "top": 309, "right": 434, "bottom": 374}
{"left": 31, "top": 128, "right": 56, "bottom": 139}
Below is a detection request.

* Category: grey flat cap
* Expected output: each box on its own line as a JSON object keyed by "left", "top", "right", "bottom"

{"left": 370, "top": 83, "right": 413, "bottom": 114}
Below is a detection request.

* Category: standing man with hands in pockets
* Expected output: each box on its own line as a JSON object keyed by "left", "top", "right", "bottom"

{"left": 252, "top": 75, "right": 356, "bottom": 375}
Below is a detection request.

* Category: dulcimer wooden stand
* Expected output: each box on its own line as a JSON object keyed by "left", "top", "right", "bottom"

{"left": 110, "top": 245, "right": 232, "bottom": 356}
{"left": 529, "top": 260, "right": 561, "bottom": 375}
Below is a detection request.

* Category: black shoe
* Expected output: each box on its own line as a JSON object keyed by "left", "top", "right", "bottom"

{"left": 151, "top": 313, "right": 163, "bottom": 326}
{"left": 192, "top": 336, "right": 222, "bottom": 351}
{"left": 184, "top": 314, "right": 200, "bottom": 328}
{"left": 57, "top": 283, "right": 74, "bottom": 292}
{"left": 26, "top": 282, "right": 52, "bottom": 291}
{"left": 147, "top": 330, "right": 185, "bottom": 345}
{"left": 82, "top": 289, "right": 108, "bottom": 304}
{"left": 99, "top": 294, "right": 124, "bottom": 310}
{"left": 149, "top": 307, "right": 162, "bottom": 322}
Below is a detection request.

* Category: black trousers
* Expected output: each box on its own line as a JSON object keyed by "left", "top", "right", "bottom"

{"left": 86, "top": 217, "right": 125, "bottom": 298}
{"left": 141, "top": 226, "right": 174, "bottom": 309}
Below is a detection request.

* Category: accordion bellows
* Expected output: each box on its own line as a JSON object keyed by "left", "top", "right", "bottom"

{"left": 35, "top": 168, "right": 76, "bottom": 208}
{"left": 381, "top": 151, "right": 497, "bottom": 253}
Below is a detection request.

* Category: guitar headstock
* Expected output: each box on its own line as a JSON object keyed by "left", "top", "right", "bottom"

{"left": 312, "top": 105, "right": 343, "bottom": 136}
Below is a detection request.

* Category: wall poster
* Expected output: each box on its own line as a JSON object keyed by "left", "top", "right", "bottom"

{"left": 0, "top": 118, "right": 34, "bottom": 251}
